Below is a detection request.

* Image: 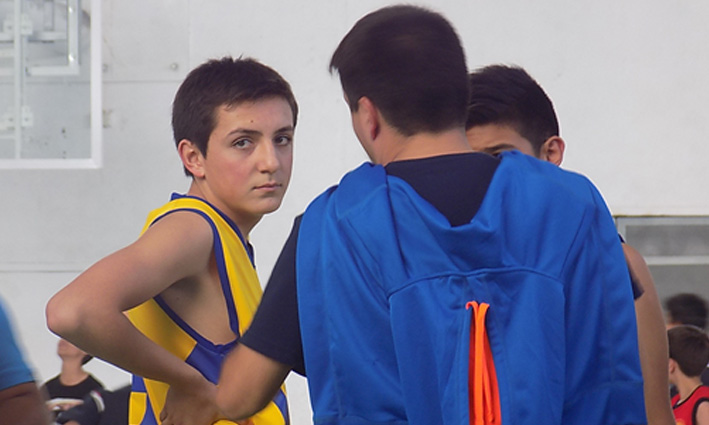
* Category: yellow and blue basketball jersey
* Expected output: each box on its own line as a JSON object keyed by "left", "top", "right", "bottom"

{"left": 127, "top": 194, "right": 288, "bottom": 425}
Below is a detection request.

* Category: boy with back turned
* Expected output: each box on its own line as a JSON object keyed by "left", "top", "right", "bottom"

{"left": 217, "top": 5, "right": 646, "bottom": 425}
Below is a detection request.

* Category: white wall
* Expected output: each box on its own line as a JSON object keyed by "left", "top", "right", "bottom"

{"left": 0, "top": 1, "right": 708, "bottom": 423}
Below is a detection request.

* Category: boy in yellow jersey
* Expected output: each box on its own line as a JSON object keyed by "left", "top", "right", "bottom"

{"left": 465, "top": 64, "right": 673, "bottom": 425}
{"left": 46, "top": 57, "right": 297, "bottom": 425}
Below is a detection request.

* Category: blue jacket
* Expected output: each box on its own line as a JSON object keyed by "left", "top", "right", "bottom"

{"left": 297, "top": 152, "right": 646, "bottom": 425}
{"left": 0, "top": 299, "right": 34, "bottom": 392}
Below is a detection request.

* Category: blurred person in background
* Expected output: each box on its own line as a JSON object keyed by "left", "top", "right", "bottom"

{"left": 0, "top": 296, "right": 50, "bottom": 425}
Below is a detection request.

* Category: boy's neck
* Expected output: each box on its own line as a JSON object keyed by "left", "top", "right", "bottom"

{"left": 377, "top": 127, "right": 472, "bottom": 166}
{"left": 59, "top": 359, "right": 89, "bottom": 386}
{"left": 675, "top": 374, "right": 704, "bottom": 401}
{"left": 186, "top": 182, "right": 257, "bottom": 238}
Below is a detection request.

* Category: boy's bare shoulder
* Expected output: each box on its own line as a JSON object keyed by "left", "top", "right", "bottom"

{"left": 140, "top": 209, "right": 214, "bottom": 249}
{"left": 62, "top": 210, "right": 215, "bottom": 311}
{"left": 130, "top": 209, "right": 215, "bottom": 280}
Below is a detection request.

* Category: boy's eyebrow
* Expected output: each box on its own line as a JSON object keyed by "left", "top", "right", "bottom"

{"left": 483, "top": 143, "right": 518, "bottom": 153}
{"left": 227, "top": 125, "right": 295, "bottom": 137}
{"left": 274, "top": 125, "right": 295, "bottom": 133}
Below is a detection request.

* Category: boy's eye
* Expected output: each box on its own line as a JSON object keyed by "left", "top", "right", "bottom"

{"left": 233, "top": 138, "right": 252, "bottom": 148}
{"left": 274, "top": 135, "right": 293, "bottom": 146}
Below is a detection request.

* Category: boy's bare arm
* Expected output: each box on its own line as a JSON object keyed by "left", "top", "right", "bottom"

{"left": 46, "top": 211, "right": 221, "bottom": 424}
{"left": 217, "top": 343, "right": 290, "bottom": 420}
{"left": 0, "top": 382, "right": 51, "bottom": 425}
{"left": 696, "top": 401, "right": 709, "bottom": 425}
{"left": 624, "top": 244, "right": 675, "bottom": 425}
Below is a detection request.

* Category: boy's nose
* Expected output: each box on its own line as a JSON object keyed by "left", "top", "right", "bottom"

{"left": 257, "top": 141, "right": 280, "bottom": 173}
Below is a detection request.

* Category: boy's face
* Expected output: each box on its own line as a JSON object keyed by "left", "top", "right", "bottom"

{"left": 465, "top": 123, "right": 537, "bottom": 157}
{"left": 57, "top": 338, "right": 87, "bottom": 359}
{"left": 199, "top": 97, "right": 294, "bottom": 232}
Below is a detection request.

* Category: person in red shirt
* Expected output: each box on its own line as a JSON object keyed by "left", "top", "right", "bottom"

{"left": 669, "top": 325, "right": 709, "bottom": 425}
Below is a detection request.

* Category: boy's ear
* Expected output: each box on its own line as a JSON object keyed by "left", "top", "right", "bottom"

{"left": 178, "top": 139, "right": 205, "bottom": 178}
{"left": 356, "top": 96, "right": 381, "bottom": 141}
{"left": 540, "top": 136, "right": 565, "bottom": 166}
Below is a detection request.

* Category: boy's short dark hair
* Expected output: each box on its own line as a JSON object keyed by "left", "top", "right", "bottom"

{"left": 665, "top": 293, "right": 709, "bottom": 330}
{"left": 329, "top": 5, "right": 468, "bottom": 137}
{"left": 172, "top": 57, "right": 298, "bottom": 176}
{"left": 668, "top": 325, "right": 709, "bottom": 377}
{"left": 467, "top": 65, "right": 559, "bottom": 154}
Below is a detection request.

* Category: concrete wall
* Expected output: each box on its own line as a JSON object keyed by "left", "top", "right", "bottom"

{"left": 1, "top": 1, "right": 707, "bottom": 423}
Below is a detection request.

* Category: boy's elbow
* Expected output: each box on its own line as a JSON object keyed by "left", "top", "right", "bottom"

{"left": 216, "top": 344, "right": 289, "bottom": 420}
{"left": 45, "top": 292, "right": 82, "bottom": 338}
{"left": 216, "top": 386, "right": 263, "bottom": 422}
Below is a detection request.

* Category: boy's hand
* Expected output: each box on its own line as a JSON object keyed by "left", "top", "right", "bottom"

{"left": 159, "top": 378, "right": 221, "bottom": 425}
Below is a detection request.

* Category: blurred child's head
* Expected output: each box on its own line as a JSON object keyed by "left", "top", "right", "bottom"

{"left": 664, "top": 293, "right": 708, "bottom": 330}
{"left": 668, "top": 325, "right": 709, "bottom": 382}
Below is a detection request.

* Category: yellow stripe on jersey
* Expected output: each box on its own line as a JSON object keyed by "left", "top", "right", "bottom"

{"left": 128, "top": 391, "right": 147, "bottom": 425}
{"left": 129, "top": 299, "right": 197, "bottom": 361}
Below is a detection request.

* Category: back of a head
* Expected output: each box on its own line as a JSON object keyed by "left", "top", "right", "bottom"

{"left": 172, "top": 56, "right": 298, "bottom": 176}
{"left": 668, "top": 325, "right": 709, "bottom": 378}
{"left": 467, "top": 65, "right": 559, "bottom": 154}
{"left": 329, "top": 5, "right": 468, "bottom": 136}
{"left": 665, "top": 292, "right": 709, "bottom": 330}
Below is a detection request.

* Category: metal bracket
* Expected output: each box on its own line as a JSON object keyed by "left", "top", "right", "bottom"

{"left": 2, "top": 13, "right": 33, "bottom": 36}
{"left": 0, "top": 106, "right": 35, "bottom": 131}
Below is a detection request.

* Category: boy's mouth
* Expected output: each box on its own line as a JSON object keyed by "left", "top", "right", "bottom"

{"left": 254, "top": 182, "right": 281, "bottom": 190}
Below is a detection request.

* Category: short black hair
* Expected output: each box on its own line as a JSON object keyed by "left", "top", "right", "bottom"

{"left": 467, "top": 65, "right": 559, "bottom": 154}
{"left": 330, "top": 5, "right": 468, "bottom": 136}
{"left": 172, "top": 57, "right": 298, "bottom": 176}
{"left": 668, "top": 325, "right": 709, "bottom": 377}
{"left": 665, "top": 293, "right": 709, "bottom": 330}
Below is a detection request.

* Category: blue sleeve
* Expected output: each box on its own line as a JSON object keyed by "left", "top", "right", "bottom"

{"left": 560, "top": 185, "right": 646, "bottom": 424}
{"left": 0, "top": 300, "right": 35, "bottom": 391}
